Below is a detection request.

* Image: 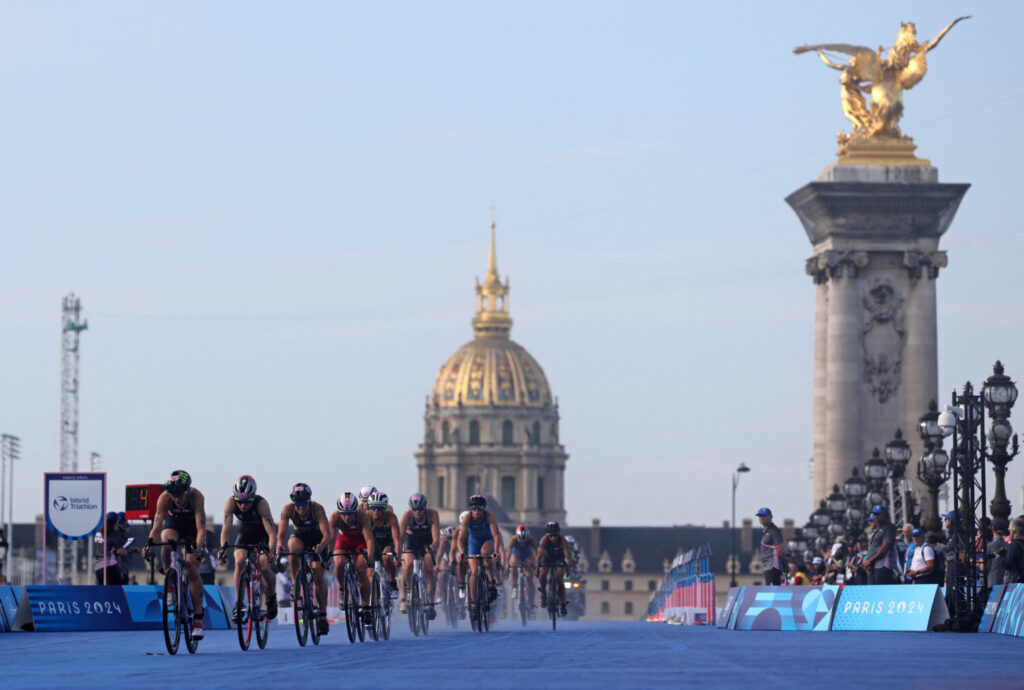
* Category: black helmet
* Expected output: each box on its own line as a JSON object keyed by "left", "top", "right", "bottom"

{"left": 409, "top": 493, "right": 428, "bottom": 510}
{"left": 164, "top": 470, "right": 192, "bottom": 497}
{"left": 289, "top": 482, "right": 312, "bottom": 503}
{"left": 233, "top": 475, "right": 257, "bottom": 501}
{"left": 469, "top": 494, "right": 486, "bottom": 509}
{"left": 545, "top": 520, "right": 560, "bottom": 535}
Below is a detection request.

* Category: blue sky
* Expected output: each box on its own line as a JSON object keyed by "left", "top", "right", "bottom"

{"left": 2, "top": 3, "right": 1023, "bottom": 528}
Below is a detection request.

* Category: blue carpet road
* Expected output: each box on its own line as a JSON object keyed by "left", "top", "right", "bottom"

{"left": 1, "top": 620, "right": 1021, "bottom": 689}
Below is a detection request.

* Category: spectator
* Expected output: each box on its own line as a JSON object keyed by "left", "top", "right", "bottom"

{"left": 987, "top": 520, "right": 1010, "bottom": 588}
{"left": 927, "top": 532, "right": 946, "bottom": 587}
{"left": 848, "top": 536, "right": 869, "bottom": 585}
{"left": 787, "top": 562, "right": 810, "bottom": 585}
{"left": 824, "top": 542, "right": 846, "bottom": 585}
{"left": 904, "top": 528, "right": 936, "bottom": 584}
{"left": 94, "top": 512, "right": 127, "bottom": 585}
{"left": 198, "top": 533, "right": 217, "bottom": 585}
{"left": 276, "top": 556, "right": 292, "bottom": 605}
{"left": 898, "top": 523, "right": 916, "bottom": 581}
{"left": 115, "top": 512, "right": 140, "bottom": 583}
{"left": 755, "top": 507, "right": 786, "bottom": 586}
{"left": 1003, "top": 519, "right": 1024, "bottom": 585}
{"left": 863, "top": 505, "right": 897, "bottom": 584}
{"left": 807, "top": 556, "right": 824, "bottom": 585}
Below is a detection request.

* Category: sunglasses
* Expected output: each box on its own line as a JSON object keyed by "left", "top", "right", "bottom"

{"left": 293, "top": 501, "right": 310, "bottom": 508}
{"left": 234, "top": 497, "right": 255, "bottom": 504}
{"left": 412, "top": 507, "right": 424, "bottom": 512}
{"left": 340, "top": 510, "right": 357, "bottom": 516}
{"left": 470, "top": 507, "right": 484, "bottom": 511}
{"left": 369, "top": 506, "right": 386, "bottom": 512}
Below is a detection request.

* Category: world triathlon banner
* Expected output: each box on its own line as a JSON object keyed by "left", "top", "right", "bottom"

{"left": 726, "top": 586, "right": 839, "bottom": 631}
{"left": 44, "top": 472, "right": 106, "bottom": 541}
{"left": 830, "top": 585, "right": 947, "bottom": 631}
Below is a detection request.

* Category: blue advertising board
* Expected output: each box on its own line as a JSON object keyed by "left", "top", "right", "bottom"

{"left": 980, "top": 585, "right": 1005, "bottom": 634}
{"left": 0, "top": 585, "right": 15, "bottom": 632}
{"left": 717, "top": 587, "right": 742, "bottom": 629}
{"left": 121, "top": 585, "right": 229, "bottom": 630}
{"left": 990, "top": 583, "right": 1024, "bottom": 637}
{"left": 831, "top": 585, "right": 947, "bottom": 631}
{"left": 727, "top": 586, "right": 840, "bottom": 631}
{"left": 25, "top": 586, "right": 132, "bottom": 631}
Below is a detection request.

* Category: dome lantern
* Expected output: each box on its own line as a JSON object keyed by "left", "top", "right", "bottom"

{"left": 472, "top": 221, "right": 512, "bottom": 339}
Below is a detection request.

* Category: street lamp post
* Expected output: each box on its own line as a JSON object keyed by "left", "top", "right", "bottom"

{"left": 0, "top": 435, "right": 19, "bottom": 580}
{"left": 843, "top": 467, "right": 867, "bottom": 544}
{"left": 983, "top": 362, "right": 1019, "bottom": 522}
{"left": 826, "top": 484, "right": 847, "bottom": 543}
{"left": 884, "top": 428, "right": 913, "bottom": 528}
{"left": 864, "top": 448, "right": 889, "bottom": 511}
{"left": 917, "top": 401, "right": 949, "bottom": 538}
{"left": 730, "top": 462, "right": 750, "bottom": 587}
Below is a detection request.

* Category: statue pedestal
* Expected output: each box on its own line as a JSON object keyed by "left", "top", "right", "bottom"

{"left": 786, "top": 165, "right": 969, "bottom": 505}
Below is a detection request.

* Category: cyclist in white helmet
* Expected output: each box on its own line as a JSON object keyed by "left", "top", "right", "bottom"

{"left": 218, "top": 475, "right": 279, "bottom": 622}
{"left": 505, "top": 524, "right": 538, "bottom": 609}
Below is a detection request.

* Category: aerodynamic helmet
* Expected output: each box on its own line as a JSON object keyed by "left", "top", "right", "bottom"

{"left": 515, "top": 525, "right": 530, "bottom": 541}
{"left": 545, "top": 521, "right": 560, "bottom": 535}
{"left": 289, "top": 482, "right": 312, "bottom": 503}
{"left": 337, "top": 492, "right": 359, "bottom": 513}
{"left": 468, "top": 494, "right": 486, "bottom": 509}
{"left": 441, "top": 526, "right": 455, "bottom": 540}
{"left": 409, "top": 492, "right": 428, "bottom": 510}
{"left": 233, "top": 475, "right": 257, "bottom": 501}
{"left": 163, "top": 470, "right": 192, "bottom": 497}
{"left": 358, "top": 485, "right": 377, "bottom": 502}
{"left": 368, "top": 491, "right": 389, "bottom": 509}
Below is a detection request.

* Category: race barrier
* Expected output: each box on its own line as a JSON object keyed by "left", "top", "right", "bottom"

{"left": 719, "top": 584, "right": 949, "bottom": 632}
{"left": 646, "top": 543, "right": 714, "bottom": 624}
{"left": 990, "top": 583, "right": 1024, "bottom": 637}
{"left": 2, "top": 585, "right": 234, "bottom": 632}
{"left": 726, "top": 586, "right": 839, "bottom": 631}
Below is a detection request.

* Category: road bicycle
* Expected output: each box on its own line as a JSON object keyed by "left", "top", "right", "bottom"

{"left": 467, "top": 554, "right": 492, "bottom": 633}
{"left": 406, "top": 550, "right": 430, "bottom": 637}
{"left": 148, "top": 540, "right": 200, "bottom": 655}
{"left": 510, "top": 564, "right": 533, "bottom": 627}
{"left": 542, "top": 564, "right": 562, "bottom": 631}
{"left": 438, "top": 563, "right": 460, "bottom": 629}
{"left": 226, "top": 544, "right": 271, "bottom": 651}
{"left": 368, "top": 556, "right": 393, "bottom": 641}
{"left": 334, "top": 549, "right": 366, "bottom": 643}
{"left": 288, "top": 548, "right": 325, "bottom": 647}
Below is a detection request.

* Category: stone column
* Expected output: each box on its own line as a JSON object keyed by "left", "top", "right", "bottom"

{"left": 787, "top": 164, "right": 969, "bottom": 509}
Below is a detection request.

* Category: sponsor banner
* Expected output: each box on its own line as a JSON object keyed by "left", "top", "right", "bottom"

{"left": 727, "top": 586, "right": 840, "bottom": 631}
{"left": 831, "top": 585, "right": 947, "bottom": 631}
{"left": 45, "top": 472, "right": 105, "bottom": 540}
{"left": 120, "top": 585, "right": 230, "bottom": 630}
{"left": 0, "top": 585, "right": 16, "bottom": 632}
{"left": 717, "top": 587, "right": 742, "bottom": 629}
{"left": 980, "top": 585, "right": 1005, "bottom": 634}
{"left": 25, "top": 586, "right": 132, "bottom": 631}
{"left": 991, "top": 583, "right": 1024, "bottom": 637}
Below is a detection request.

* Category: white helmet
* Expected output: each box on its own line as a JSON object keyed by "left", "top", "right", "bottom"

{"left": 359, "top": 485, "right": 377, "bottom": 501}
{"left": 459, "top": 511, "right": 470, "bottom": 523}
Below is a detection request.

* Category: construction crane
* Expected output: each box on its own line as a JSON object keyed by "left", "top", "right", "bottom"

{"left": 59, "top": 294, "right": 87, "bottom": 581}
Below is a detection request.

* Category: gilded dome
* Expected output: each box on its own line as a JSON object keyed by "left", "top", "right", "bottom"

{"left": 430, "top": 222, "right": 553, "bottom": 409}
{"left": 432, "top": 337, "right": 552, "bottom": 408}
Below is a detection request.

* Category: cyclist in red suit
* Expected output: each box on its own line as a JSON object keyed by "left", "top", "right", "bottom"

{"left": 329, "top": 492, "right": 374, "bottom": 609}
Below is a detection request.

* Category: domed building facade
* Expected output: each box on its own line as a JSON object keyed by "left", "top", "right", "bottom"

{"left": 415, "top": 223, "right": 569, "bottom": 526}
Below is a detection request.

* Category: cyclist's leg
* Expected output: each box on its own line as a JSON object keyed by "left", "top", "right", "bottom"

{"left": 525, "top": 554, "right": 536, "bottom": 605}
{"left": 287, "top": 535, "right": 303, "bottom": 582}
{"left": 556, "top": 565, "right": 567, "bottom": 603}
{"left": 400, "top": 550, "right": 414, "bottom": 601}
{"left": 232, "top": 544, "right": 247, "bottom": 601}
{"left": 184, "top": 550, "right": 204, "bottom": 614}
{"left": 537, "top": 564, "right": 549, "bottom": 606}
{"left": 480, "top": 540, "right": 496, "bottom": 588}
{"left": 383, "top": 547, "right": 398, "bottom": 584}
{"left": 423, "top": 549, "right": 436, "bottom": 601}
{"left": 333, "top": 553, "right": 348, "bottom": 592}
{"left": 312, "top": 559, "right": 327, "bottom": 609}
{"left": 158, "top": 527, "right": 180, "bottom": 572}
{"left": 356, "top": 552, "right": 371, "bottom": 602}
{"left": 258, "top": 550, "right": 276, "bottom": 598}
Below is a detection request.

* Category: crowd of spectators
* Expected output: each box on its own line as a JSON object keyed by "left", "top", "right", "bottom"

{"left": 779, "top": 505, "right": 1024, "bottom": 588}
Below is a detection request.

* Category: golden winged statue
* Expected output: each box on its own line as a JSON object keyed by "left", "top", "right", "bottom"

{"left": 795, "top": 16, "right": 970, "bottom": 156}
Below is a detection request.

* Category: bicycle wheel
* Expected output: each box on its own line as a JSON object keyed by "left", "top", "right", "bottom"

{"left": 255, "top": 580, "right": 270, "bottom": 650}
{"left": 409, "top": 574, "right": 420, "bottom": 636}
{"left": 446, "top": 575, "right": 458, "bottom": 629}
{"left": 352, "top": 569, "right": 366, "bottom": 642}
{"left": 237, "top": 574, "right": 253, "bottom": 651}
{"left": 294, "top": 569, "right": 309, "bottom": 647}
{"left": 343, "top": 571, "right": 358, "bottom": 643}
{"left": 519, "top": 571, "right": 529, "bottom": 627}
{"left": 548, "top": 572, "right": 558, "bottom": 631}
{"left": 307, "top": 571, "right": 322, "bottom": 646}
{"left": 162, "top": 569, "right": 181, "bottom": 655}
{"left": 381, "top": 576, "right": 392, "bottom": 641}
{"left": 419, "top": 576, "right": 429, "bottom": 636}
{"left": 368, "top": 572, "right": 381, "bottom": 642}
{"left": 184, "top": 582, "right": 200, "bottom": 655}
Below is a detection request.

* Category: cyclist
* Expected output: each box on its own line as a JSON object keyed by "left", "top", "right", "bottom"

{"left": 459, "top": 494, "right": 503, "bottom": 612}
{"left": 356, "top": 485, "right": 376, "bottom": 517}
{"left": 219, "top": 475, "right": 279, "bottom": 622}
{"left": 366, "top": 491, "right": 402, "bottom": 610}
{"left": 399, "top": 492, "right": 440, "bottom": 620}
{"left": 276, "top": 482, "right": 332, "bottom": 636}
{"left": 505, "top": 524, "right": 537, "bottom": 609}
{"left": 565, "top": 534, "right": 582, "bottom": 577}
{"left": 329, "top": 491, "right": 374, "bottom": 620}
{"left": 450, "top": 511, "right": 470, "bottom": 598}
{"left": 145, "top": 470, "right": 208, "bottom": 639}
{"left": 436, "top": 525, "right": 456, "bottom": 609}
{"left": 537, "top": 520, "right": 572, "bottom": 616}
